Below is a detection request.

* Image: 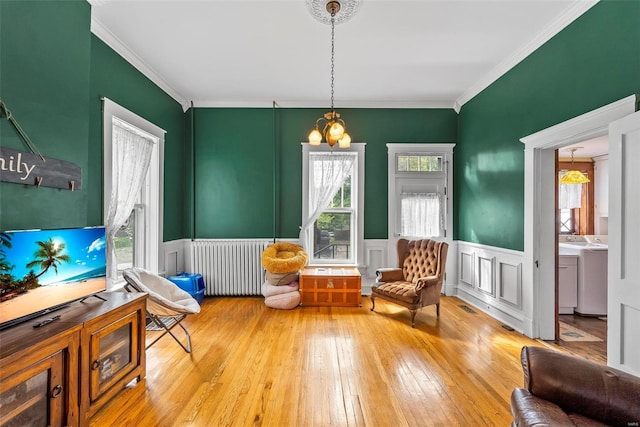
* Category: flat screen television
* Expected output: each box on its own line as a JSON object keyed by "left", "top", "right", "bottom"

{"left": 0, "top": 226, "right": 107, "bottom": 330}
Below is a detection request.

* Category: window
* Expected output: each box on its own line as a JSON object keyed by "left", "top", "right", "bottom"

{"left": 302, "top": 144, "right": 365, "bottom": 266}
{"left": 389, "top": 146, "right": 453, "bottom": 241}
{"left": 557, "top": 168, "right": 591, "bottom": 235}
{"left": 103, "top": 99, "right": 164, "bottom": 287}
{"left": 397, "top": 154, "right": 443, "bottom": 172}
{"left": 559, "top": 208, "right": 577, "bottom": 234}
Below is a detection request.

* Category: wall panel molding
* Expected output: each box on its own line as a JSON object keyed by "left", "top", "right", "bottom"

{"left": 455, "top": 241, "right": 524, "bottom": 332}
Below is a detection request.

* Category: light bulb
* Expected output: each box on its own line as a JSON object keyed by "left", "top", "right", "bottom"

{"left": 328, "top": 121, "right": 344, "bottom": 141}
{"left": 338, "top": 132, "right": 351, "bottom": 148}
{"left": 308, "top": 129, "right": 322, "bottom": 146}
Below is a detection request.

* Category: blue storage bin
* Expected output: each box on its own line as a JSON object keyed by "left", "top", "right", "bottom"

{"left": 168, "top": 273, "right": 205, "bottom": 304}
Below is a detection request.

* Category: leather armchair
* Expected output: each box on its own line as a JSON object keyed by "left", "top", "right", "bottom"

{"left": 370, "top": 238, "right": 448, "bottom": 327}
{"left": 511, "top": 346, "right": 640, "bottom": 426}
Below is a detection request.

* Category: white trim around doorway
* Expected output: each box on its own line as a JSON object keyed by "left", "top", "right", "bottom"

{"left": 520, "top": 95, "right": 637, "bottom": 339}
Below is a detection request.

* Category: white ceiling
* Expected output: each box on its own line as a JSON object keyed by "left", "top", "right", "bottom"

{"left": 88, "top": 0, "right": 598, "bottom": 111}
{"left": 561, "top": 136, "right": 609, "bottom": 159}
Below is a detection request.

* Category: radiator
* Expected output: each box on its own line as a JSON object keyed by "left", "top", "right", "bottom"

{"left": 190, "top": 239, "right": 271, "bottom": 296}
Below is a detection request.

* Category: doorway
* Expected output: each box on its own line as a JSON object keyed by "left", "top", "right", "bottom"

{"left": 520, "top": 95, "right": 637, "bottom": 343}
{"left": 553, "top": 138, "right": 608, "bottom": 363}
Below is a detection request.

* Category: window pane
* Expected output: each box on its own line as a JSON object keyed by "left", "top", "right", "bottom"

{"left": 397, "top": 156, "right": 408, "bottom": 171}
{"left": 114, "top": 211, "right": 135, "bottom": 274}
{"left": 329, "top": 176, "right": 351, "bottom": 208}
{"left": 408, "top": 156, "right": 420, "bottom": 171}
{"left": 419, "top": 155, "right": 443, "bottom": 172}
{"left": 560, "top": 208, "right": 574, "bottom": 234}
{"left": 314, "top": 213, "right": 351, "bottom": 260}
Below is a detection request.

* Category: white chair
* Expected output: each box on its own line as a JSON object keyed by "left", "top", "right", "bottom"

{"left": 123, "top": 268, "right": 201, "bottom": 353}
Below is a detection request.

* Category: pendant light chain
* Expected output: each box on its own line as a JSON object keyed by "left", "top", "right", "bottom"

{"left": 330, "top": 12, "right": 335, "bottom": 113}
{"left": 307, "top": 0, "right": 352, "bottom": 149}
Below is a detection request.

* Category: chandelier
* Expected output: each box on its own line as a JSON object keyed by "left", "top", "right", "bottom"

{"left": 307, "top": 0, "right": 362, "bottom": 149}
{"left": 559, "top": 148, "right": 590, "bottom": 184}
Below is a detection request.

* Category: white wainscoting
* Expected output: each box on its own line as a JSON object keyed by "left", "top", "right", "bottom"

{"left": 456, "top": 241, "right": 525, "bottom": 333}
{"left": 361, "top": 239, "right": 388, "bottom": 295}
{"left": 162, "top": 239, "right": 188, "bottom": 277}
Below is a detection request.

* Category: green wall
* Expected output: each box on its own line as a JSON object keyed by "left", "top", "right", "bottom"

{"left": 0, "top": 1, "right": 187, "bottom": 241}
{"left": 89, "top": 36, "right": 187, "bottom": 241}
{"left": 193, "top": 108, "right": 457, "bottom": 239}
{"left": 456, "top": 0, "right": 640, "bottom": 251}
{"left": 0, "top": 0, "right": 92, "bottom": 230}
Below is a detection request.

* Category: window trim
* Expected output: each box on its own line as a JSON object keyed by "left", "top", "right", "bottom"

{"left": 387, "top": 143, "right": 454, "bottom": 264}
{"left": 302, "top": 143, "right": 365, "bottom": 267}
{"left": 103, "top": 98, "right": 165, "bottom": 285}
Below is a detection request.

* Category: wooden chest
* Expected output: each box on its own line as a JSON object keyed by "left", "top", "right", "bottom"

{"left": 299, "top": 267, "right": 361, "bottom": 307}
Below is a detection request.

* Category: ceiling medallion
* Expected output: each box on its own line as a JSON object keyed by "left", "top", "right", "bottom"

{"left": 306, "top": 0, "right": 363, "bottom": 26}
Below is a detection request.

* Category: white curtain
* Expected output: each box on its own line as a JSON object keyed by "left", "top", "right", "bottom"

{"left": 400, "top": 192, "right": 442, "bottom": 237}
{"left": 106, "top": 118, "right": 154, "bottom": 282}
{"left": 299, "top": 152, "right": 355, "bottom": 253}
{"left": 558, "top": 172, "right": 582, "bottom": 209}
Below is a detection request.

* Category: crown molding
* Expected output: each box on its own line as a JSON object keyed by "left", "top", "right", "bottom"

{"left": 454, "top": 0, "right": 599, "bottom": 113}
{"left": 192, "top": 99, "right": 455, "bottom": 109}
{"left": 90, "top": 16, "right": 190, "bottom": 111}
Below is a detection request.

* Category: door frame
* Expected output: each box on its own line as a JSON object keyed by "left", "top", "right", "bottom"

{"left": 386, "top": 143, "right": 456, "bottom": 293}
{"left": 520, "top": 95, "right": 637, "bottom": 339}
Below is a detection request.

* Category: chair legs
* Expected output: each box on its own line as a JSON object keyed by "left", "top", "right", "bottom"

{"left": 146, "top": 313, "right": 193, "bottom": 353}
{"left": 410, "top": 310, "right": 417, "bottom": 328}
{"left": 371, "top": 295, "right": 440, "bottom": 328}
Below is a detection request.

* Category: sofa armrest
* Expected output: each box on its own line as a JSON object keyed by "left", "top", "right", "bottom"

{"left": 415, "top": 275, "right": 439, "bottom": 292}
{"left": 521, "top": 346, "right": 640, "bottom": 426}
{"left": 510, "top": 388, "right": 573, "bottom": 427}
{"left": 375, "top": 268, "right": 403, "bottom": 283}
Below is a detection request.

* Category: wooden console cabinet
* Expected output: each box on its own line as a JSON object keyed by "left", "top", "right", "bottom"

{"left": 0, "top": 292, "right": 146, "bottom": 427}
{"left": 299, "top": 267, "right": 362, "bottom": 307}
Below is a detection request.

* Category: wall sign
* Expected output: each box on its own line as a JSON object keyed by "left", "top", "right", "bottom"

{"left": 0, "top": 146, "right": 82, "bottom": 190}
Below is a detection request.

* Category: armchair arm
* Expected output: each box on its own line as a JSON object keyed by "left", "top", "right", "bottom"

{"left": 375, "top": 268, "right": 404, "bottom": 283}
{"left": 415, "top": 275, "right": 440, "bottom": 292}
{"left": 510, "top": 389, "right": 573, "bottom": 427}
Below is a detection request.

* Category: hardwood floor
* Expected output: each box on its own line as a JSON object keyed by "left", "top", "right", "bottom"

{"left": 541, "top": 314, "right": 607, "bottom": 365}
{"left": 91, "top": 296, "right": 573, "bottom": 426}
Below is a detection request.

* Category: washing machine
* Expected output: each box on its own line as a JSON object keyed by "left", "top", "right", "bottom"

{"left": 559, "top": 242, "right": 608, "bottom": 316}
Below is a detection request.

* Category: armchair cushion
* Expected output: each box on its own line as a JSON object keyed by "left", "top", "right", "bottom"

{"left": 372, "top": 282, "right": 419, "bottom": 304}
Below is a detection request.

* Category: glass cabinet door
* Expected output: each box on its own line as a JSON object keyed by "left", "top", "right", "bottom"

{"left": 0, "top": 351, "right": 64, "bottom": 427}
{"left": 89, "top": 312, "right": 139, "bottom": 401}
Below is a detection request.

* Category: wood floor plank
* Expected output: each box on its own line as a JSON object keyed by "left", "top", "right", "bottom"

{"left": 90, "top": 295, "right": 588, "bottom": 427}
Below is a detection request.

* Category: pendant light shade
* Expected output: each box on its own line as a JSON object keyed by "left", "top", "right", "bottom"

{"left": 559, "top": 148, "right": 590, "bottom": 184}
{"left": 559, "top": 169, "right": 590, "bottom": 184}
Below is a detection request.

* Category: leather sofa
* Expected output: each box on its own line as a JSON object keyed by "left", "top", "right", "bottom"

{"left": 511, "top": 346, "right": 640, "bottom": 426}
